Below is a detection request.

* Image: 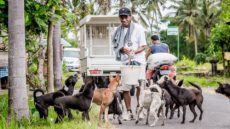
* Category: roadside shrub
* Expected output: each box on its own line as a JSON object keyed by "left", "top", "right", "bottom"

{"left": 176, "top": 56, "right": 196, "bottom": 71}
{"left": 62, "top": 63, "right": 68, "bottom": 74}
{"left": 194, "top": 53, "right": 207, "bottom": 64}
{"left": 28, "top": 63, "right": 37, "bottom": 74}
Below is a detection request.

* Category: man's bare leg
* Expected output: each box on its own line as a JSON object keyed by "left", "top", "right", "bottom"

{"left": 123, "top": 91, "right": 131, "bottom": 111}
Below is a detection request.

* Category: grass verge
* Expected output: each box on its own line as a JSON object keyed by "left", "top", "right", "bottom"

{"left": 0, "top": 95, "right": 99, "bottom": 129}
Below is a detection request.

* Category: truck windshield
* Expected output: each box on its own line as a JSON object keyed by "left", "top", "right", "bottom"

{"left": 64, "top": 51, "right": 80, "bottom": 58}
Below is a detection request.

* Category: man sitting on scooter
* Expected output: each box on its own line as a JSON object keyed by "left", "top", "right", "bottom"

{"left": 146, "top": 35, "right": 169, "bottom": 56}
{"left": 145, "top": 35, "right": 176, "bottom": 80}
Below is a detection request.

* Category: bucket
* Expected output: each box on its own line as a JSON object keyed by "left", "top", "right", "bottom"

{"left": 120, "top": 66, "right": 142, "bottom": 85}
{"left": 139, "top": 65, "right": 146, "bottom": 80}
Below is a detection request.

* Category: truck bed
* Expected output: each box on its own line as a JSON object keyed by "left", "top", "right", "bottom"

{"left": 80, "top": 56, "right": 122, "bottom": 76}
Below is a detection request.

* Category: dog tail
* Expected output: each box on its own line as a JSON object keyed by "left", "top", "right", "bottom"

{"left": 188, "top": 81, "right": 202, "bottom": 92}
{"left": 53, "top": 91, "right": 65, "bottom": 100}
{"left": 33, "top": 89, "right": 44, "bottom": 100}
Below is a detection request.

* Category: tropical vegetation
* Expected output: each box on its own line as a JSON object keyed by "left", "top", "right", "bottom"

{"left": 0, "top": 0, "right": 229, "bottom": 128}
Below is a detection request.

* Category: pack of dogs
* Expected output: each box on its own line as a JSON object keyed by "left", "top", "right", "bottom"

{"left": 33, "top": 74, "right": 230, "bottom": 127}
{"left": 33, "top": 74, "right": 78, "bottom": 119}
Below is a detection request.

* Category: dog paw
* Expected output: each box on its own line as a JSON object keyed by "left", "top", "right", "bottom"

{"left": 189, "top": 120, "right": 195, "bottom": 123}
{"left": 135, "top": 120, "right": 139, "bottom": 124}
{"left": 105, "top": 122, "right": 112, "bottom": 128}
{"left": 98, "top": 122, "right": 102, "bottom": 127}
{"left": 150, "top": 123, "right": 156, "bottom": 127}
{"left": 181, "top": 121, "right": 185, "bottom": 124}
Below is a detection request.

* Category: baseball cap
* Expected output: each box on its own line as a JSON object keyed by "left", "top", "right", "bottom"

{"left": 119, "top": 7, "right": 131, "bottom": 16}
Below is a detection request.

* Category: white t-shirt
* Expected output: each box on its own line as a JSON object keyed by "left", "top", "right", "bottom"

{"left": 121, "top": 23, "right": 147, "bottom": 65}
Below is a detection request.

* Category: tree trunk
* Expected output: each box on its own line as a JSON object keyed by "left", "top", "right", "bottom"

{"left": 47, "top": 7, "right": 55, "bottom": 93}
{"left": 37, "top": 33, "right": 46, "bottom": 90}
{"left": 53, "top": 22, "right": 62, "bottom": 90}
{"left": 194, "top": 28, "right": 198, "bottom": 55}
{"left": 154, "top": 11, "right": 160, "bottom": 34}
{"left": 8, "top": 0, "right": 29, "bottom": 122}
{"left": 221, "top": 43, "right": 225, "bottom": 73}
{"left": 130, "top": 0, "right": 136, "bottom": 14}
{"left": 120, "top": 0, "right": 125, "bottom": 7}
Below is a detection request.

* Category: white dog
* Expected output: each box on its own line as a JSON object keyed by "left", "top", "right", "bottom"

{"left": 136, "top": 80, "right": 166, "bottom": 126}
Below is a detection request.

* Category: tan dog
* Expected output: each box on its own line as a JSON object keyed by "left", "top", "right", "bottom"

{"left": 92, "top": 75, "right": 121, "bottom": 126}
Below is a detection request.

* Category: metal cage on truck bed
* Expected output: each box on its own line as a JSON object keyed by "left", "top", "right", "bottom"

{"left": 79, "top": 15, "right": 122, "bottom": 76}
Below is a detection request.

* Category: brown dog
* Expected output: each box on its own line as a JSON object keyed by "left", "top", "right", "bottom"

{"left": 92, "top": 75, "right": 120, "bottom": 126}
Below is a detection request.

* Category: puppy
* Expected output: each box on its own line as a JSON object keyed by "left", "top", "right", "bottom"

{"left": 216, "top": 82, "right": 230, "bottom": 99}
{"left": 158, "top": 77, "right": 203, "bottom": 124}
{"left": 136, "top": 81, "right": 166, "bottom": 126}
{"left": 54, "top": 77, "right": 95, "bottom": 123}
{"left": 33, "top": 74, "right": 78, "bottom": 119}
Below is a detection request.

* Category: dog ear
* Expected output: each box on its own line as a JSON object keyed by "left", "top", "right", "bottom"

{"left": 115, "top": 74, "right": 121, "bottom": 81}
{"left": 217, "top": 82, "right": 223, "bottom": 87}
{"left": 164, "top": 76, "right": 168, "bottom": 81}
{"left": 177, "top": 80, "right": 183, "bottom": 87}
{"left": 173, "top": 76, "right": 176, "bottom": 80}
{"left": 109, "top": 75, "right": 114, "bottom": 82}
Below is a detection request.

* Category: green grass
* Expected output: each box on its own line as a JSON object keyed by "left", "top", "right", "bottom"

{"left": 0, "top": 95, "right": 99, "bottom": 129}
{"left": 177, "top": 75, "right": 228, "bottom": 87}
{"left": 175, "top": 61, "right": 230, "bottom": 87}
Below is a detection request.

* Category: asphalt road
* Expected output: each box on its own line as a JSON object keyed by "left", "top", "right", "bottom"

{"left": 110, "top": 89, "right": 230, "bottom": 129}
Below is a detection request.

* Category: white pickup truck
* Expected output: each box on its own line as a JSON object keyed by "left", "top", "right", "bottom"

{"left": 79, "top": 15, "right": 122, "bottom": 77}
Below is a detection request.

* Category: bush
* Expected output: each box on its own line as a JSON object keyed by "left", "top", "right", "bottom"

{"left": 62, "top": 63, "right": 68, "bottom": 74}
{"left": 194, "top": 53, "right": 207, "bottom": 64}
{"left": 176, "top": 56, "right": 196, "bottom": 71}
{"left": 28, "top": 63, "right": 37, "bottom": 74}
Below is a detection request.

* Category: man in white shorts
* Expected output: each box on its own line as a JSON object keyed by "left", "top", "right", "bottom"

{"left": 112, "top": 7, "right": 146, "bottom": 120}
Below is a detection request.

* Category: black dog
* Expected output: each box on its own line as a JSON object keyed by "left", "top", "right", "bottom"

{"left": 107, "top": 91, "right": 123, "bottom": 124}
{"left": 159, "top": 78, "right": 203, "bottom": 124}
{"left": 33, "top": 74, "right": 78, "bottom": 119}
{"left": 158, "top": 80, "right": 183, "bottom": 119}
{"left": 53, "top": 77, "right": 95, "bottom": 123}
{"left": 216, "top": 82, "right": 230, "bottom": 99}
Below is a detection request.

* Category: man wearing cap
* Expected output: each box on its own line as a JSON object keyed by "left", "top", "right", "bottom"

{"left": 112, "top": 7, "right": 146, "bottom": 121}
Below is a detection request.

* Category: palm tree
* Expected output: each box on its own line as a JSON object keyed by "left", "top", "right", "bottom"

{"left": 47, "top": 6, "right": 55, "bottom": 93}
{"left": 168, "top": 0, "right": 201, "bottom": 55}
{"left": 200, "top": 0, "right": 221, "bottom": 39}
{"left": 8, "top": 0, "right": 29, "bottom": 122}
{"left": 130, "top": 0, "right": 166, "bottom": 34}
{"left": 53, "top": 21, "right": 62, "bottom": 90}
{"left": 96, "top": 0, "right": 111, "bottom": 14}
{"left": 120, "top": 0, "right": 125, "bottom": 7}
